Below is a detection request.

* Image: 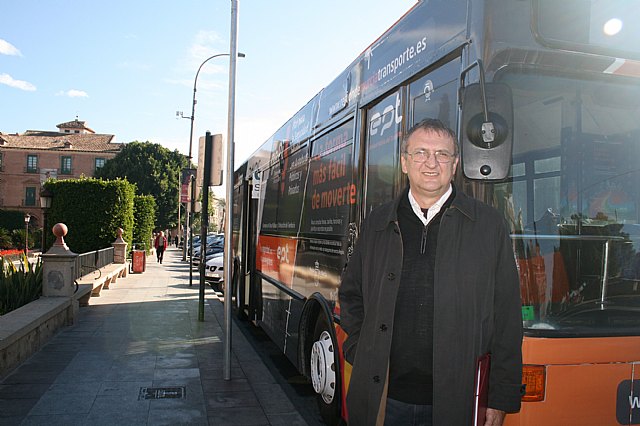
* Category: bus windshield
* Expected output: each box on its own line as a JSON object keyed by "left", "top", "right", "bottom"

{"left": 492, "top": 70, "right": 640, "bottom": 337}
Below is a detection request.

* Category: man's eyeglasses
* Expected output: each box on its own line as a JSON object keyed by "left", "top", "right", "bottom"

{"left": 404, "top": 149, "right": 455, "bottom": 164}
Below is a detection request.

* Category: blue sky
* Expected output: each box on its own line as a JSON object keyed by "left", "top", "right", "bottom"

{"left": 1, "top": 1, "right": 417, "bottom": 167}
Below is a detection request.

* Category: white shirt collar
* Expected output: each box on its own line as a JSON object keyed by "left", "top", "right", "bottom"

{"left": 408, "top": 185, "right": 452, "bottom": 226}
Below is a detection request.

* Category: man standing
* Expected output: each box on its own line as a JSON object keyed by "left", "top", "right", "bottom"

{"left": 339, "top": 119, "right": 522, "bottom": 425}
{"left": 154, "top": 231, "right": 167, "bottom": 264}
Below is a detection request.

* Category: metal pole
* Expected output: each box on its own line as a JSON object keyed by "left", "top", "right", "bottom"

{"left": 199, "top": 132, "right": 213, "bottom": 321}
{"left": 182, "top": 192, "right": 189, "bottom": 261}
{"left": 224, "top": 0, "right": 239, "bottom": 381}
{"left": 189, "top": 175, "right": 196, "bottom": 286}
{"left": 41, "top": 211, "right": 46, "bottom": 251}
{"left": 177, "top": 197, "right": 181, "bottom": 248}
{"left": 24, "top": 217, "right": 29, "bottom": 256}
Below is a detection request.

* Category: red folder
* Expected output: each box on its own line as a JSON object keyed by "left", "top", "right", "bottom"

{"left": 473, "top": 353, "right": 491, "bottom": 426}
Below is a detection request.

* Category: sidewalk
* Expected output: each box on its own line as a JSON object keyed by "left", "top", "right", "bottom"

{"left": 0, "top": 248, "right": 309, "bottom": 425}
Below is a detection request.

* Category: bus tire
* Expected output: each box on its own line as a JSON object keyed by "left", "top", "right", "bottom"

{"left": 235, "top": 276, "right": 247, "bottom": 320}
{"left": 311, "top": 314, "right": 341, "bottom": 425}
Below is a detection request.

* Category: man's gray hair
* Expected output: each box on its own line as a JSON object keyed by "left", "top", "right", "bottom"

{"left": 400, "top": 118, "right": 459, "bottom": 156}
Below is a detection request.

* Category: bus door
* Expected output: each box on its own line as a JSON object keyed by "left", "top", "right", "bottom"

{"left": 407, "top": 58, "right": 461, "bottom": 159}
{"left": 236, "top": 173, "right": 260, "bottom": 321}
{"left": 363, "top": 89, "right": 404, "bottom": 216}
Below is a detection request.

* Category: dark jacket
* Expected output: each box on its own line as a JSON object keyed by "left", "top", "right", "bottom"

{"left": 339, "top": 187, "right": 523, "bottom": 425}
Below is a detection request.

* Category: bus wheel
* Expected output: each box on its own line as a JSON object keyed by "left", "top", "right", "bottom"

{"left": 311, "top": 315, "right": 341, "bottom": 425}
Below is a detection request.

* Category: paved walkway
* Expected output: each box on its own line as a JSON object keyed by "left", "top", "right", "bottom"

{"left": 0, "top": 248, "right": 309, "bottom": 425}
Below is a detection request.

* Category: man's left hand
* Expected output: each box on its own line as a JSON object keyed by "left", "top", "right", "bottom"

{"left": 484, "top": 408, "right": 506, "bottom": 426}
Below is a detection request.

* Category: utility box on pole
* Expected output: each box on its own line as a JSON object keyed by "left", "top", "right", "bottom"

{"left": 199, "top": 133, "right": 223, "bottom": 187}
{"left": 210, "top": 134, "right": 223, "bottom": 186}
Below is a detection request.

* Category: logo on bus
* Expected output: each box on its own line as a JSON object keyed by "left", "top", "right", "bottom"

{"left": 277, "top": 244, "right": 290, "bottom": 264}
{"left": 369, "top": 92, "right": 403, "bottom": 137}
{"left": 616, "top": 380, "right": 640, "bottom": 424}
{"left": 423, "top": 80, "right": 434, "bottom": 101}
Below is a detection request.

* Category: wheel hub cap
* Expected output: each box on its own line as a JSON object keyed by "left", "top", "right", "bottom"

{"left": 311, "top": 330, "right": 336, "bottom": 404}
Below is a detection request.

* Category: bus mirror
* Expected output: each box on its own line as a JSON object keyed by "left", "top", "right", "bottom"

{"left": 460, "top": 83, "right": 514, "bottom": 180}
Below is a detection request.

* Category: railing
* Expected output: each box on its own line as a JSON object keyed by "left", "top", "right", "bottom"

{"left": 75, "top": 247, "right": 114, "bottom": 280}
{"left": 24, "top": 167, "right": 39, "bottom": 174}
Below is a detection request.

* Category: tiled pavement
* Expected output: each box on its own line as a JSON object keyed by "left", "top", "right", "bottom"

{"left": 0, "top": 248, "right": 310, "bottom": 425}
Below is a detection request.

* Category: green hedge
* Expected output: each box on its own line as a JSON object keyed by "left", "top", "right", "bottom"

{"left": 133, "top": 195, "right": 156, "bottom": 253}
{"left": 44, "top": 178, "right": 135, "bottom": 253}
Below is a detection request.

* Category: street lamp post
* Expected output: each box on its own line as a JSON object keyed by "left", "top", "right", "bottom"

{"left": 179, "top": 51, "right": 245, "bottom": 266}
{"left": 40, "top": 188, "right": 53, "bottom": 251}
{"left": 24, "top": 213, "right": 31, "bottom": 256}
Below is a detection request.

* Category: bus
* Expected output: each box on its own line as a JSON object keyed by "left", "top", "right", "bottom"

{"left": 230, "top": 0, "right": 640, "bottom": 424}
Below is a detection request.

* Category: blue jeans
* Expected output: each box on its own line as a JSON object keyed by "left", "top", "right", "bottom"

{"left": 384, "top": 398, "right": 433, "bottom": 426}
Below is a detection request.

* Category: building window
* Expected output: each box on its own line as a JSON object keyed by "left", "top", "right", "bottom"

{"left": 25, "top": 187, "right": 36, "bottom": 206}
{"left": 95, "top": 158, "right": 106, "bottom": 170}
{"left": 60, "top": 156, "right": 72, "bottom": 175}
{"left": 26, "top": 155, "right": 38, "bottom": 173}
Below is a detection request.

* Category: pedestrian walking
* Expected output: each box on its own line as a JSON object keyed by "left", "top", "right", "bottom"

{"left": 154, "top": 231, "right": 168, "bottom": 264}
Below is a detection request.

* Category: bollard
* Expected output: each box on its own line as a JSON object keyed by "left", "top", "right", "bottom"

{"left": 41, "top": 223, "right": 79, "bottom": 323}
{"left": 112, "top": 227, "right": 128, "bottom": 266}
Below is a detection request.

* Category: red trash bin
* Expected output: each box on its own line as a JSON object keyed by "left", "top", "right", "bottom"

{"left": 132, "top": 249, "right": 146, "bottom": 273}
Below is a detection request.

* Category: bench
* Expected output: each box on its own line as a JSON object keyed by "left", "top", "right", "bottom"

{"left": 75, "top": 262, "right": 129, "bottom": 307}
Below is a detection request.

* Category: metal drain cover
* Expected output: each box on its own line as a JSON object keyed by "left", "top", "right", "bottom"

{"left": 138, "top": 386, "right": 186, "bottom": 400}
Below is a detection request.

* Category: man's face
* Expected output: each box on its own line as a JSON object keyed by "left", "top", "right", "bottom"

{"left": 400, "top": 128, "right": 458, "bottom": 204}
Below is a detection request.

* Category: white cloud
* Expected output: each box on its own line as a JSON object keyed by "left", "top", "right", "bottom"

{"left": 56, "top": 89, "right": 89, "bottom": 98}
{"left": 0, "top": 73, "right": 36, "bottom": 91}
{"left": 186, "top": 30, "right": 227, "bottom": 69}
{"left": 0, "top": 39, "right": 21, "bottom": 56}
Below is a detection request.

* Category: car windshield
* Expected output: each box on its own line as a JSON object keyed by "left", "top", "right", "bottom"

{"left": 491, "top": 70, "right": 640, "bottom": 337}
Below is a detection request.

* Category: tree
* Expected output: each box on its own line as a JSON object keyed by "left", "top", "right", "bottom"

{"left": 95, "top": 141, "right": 189, "bottom": 230}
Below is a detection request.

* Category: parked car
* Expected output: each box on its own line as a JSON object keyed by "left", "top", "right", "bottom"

{"left": 205, "top": 253, "right": 224, "bottom": 291}
{"left": 192, "top": 241, "right": 224, "bottom": 267}
{"left": 189, "top": 233, "right": 223, "bottom": 256}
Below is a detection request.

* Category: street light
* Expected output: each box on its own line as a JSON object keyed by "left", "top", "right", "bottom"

{"left": 187, "top": 52, "right": 245, "bottom": 163}
{"left": 40, "top": 188, "right": 53, "bottom": 251}
{"left": 180, "top": 51, "right": 245, "bottom": 264}
{"left": 24, "top": 213, "right": 31, "bottom": 256}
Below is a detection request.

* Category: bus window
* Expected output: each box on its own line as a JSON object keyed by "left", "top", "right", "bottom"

{"left": 534, "top": 0, "right": 640, "bottom": 59}
{"left": 409, "top": 58, "right": 460, "bottom": 130}
{"left": 259, "top": 143, "right": 309, "bottom": 237}
{"left": 303, "top": 120, "right": 355, "bottom": 238}
{"left": 364, "top": 90, "right": 403, "bottom": 214}
{"left": 495, "top": 70, "right": 640, "bottom": 335}
{"left": 296, "top": 120, "right": 356, "bottom": 300}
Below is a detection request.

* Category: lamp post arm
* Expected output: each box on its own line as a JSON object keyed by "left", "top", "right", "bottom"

{"left": 187, "top": 53, "right": 231, "bottom": 162}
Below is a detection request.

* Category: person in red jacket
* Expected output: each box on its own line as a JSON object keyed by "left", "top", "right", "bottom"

{"left": 154, "top": 231, "right": 168, "bottom": 264}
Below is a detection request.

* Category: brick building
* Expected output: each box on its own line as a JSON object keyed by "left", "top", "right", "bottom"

{"left": 0, "top": 119, "right": 122, "bottom": 229}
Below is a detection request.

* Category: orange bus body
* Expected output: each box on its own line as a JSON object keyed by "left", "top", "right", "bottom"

{"left": 507, "top": 336, "right": 639, "bottom": 426}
